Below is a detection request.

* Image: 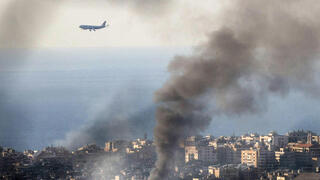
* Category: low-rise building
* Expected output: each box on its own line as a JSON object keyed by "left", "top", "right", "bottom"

{"left": 104, "top": 140, "right": 129, "bottom": 152}
{"left": 288, "top": 143, "right": 320, "bottom": 158}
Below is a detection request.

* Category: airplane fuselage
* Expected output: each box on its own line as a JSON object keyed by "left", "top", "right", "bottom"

{"left": 79, "top": 21, "right": 107, "bottom": 31}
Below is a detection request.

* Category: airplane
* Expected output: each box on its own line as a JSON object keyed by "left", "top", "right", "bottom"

{"left": 79, "top": 21, "right": 108, "bottom": 31}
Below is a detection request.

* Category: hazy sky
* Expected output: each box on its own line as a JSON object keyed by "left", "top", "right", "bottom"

{"left": 0, "top": 0, "right": 224, "bottom": 48}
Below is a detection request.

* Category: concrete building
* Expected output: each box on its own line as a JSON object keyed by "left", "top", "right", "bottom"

{"left": 287, "top": 130, "right": 312, "bottom": 143}
{"left": 216, "top": 144, "right": 242, "bottom": 164}
{"left": 208, "top": 164, "right": 248, "bottom": 179}
{"left": 288, "top": 143, "right": 320, "bottom": 158}
{"left": 185, "top": 145, "right": 217, "bottom": 164}
{"left": 241, "top": 147, "right": 275, "bottom": 170}
{"left": 242, "top": 133, "right": 259, "bottom": 145}
{"left": 260, "top": 131, "right": 289, "bottom": 150}
{"left": 312, "top": 136, "right": 320, "bottom": 144}
{"left": 185, "top": 136, "right": 203, "bottom": 146}
{"left": 115, "top": 175, "right": 125, "bottom": 180}
{"left": 272, "top": 135, "right": 289, "bottom": 149}
{"left": 241, "top": 149, "right": 258, "bottom": 167}
{"left": 258, "top": 148, "right": 276, "bottom": 170}
{"left": 294, "top": 151, "right": 313, "bottom": 170}
{"left": 104, "top": 140, "right": 129, "bottom": 152}
{"left": 275, "top": 148, "right": 295, "bottom": 169}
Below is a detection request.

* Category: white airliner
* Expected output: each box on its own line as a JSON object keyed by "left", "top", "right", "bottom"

{"left": 79, "top": 21, "right": 108, "bottom": 31}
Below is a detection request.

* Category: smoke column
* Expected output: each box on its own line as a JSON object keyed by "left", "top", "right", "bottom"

{"left": 150, "top": 0, "right": 320, "bottom": 179}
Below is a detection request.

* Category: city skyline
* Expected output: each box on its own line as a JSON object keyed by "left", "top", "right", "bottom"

{"left": 1, "top": 0, "right": 320, "bottom": 179}
{"left": 2, "top": 128, "right": 320, "bottom": 179}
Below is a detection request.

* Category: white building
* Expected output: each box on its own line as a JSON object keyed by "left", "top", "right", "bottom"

{"left": 185, "top": 145, "right": 217, "bottom": 163}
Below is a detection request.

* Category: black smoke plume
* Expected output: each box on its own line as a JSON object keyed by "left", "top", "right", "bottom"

{"left": 150, "top": 1, "right": 320, "bottom": 179}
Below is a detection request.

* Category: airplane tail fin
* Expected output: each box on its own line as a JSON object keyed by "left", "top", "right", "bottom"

{"left": 102, "top": 21, "right": 107, "bottom": 27}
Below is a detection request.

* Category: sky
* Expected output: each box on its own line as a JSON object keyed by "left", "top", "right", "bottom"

{"left": 0, "top": 0, "right": 320, "bottom": 150}
{"left": 0, "top": 0, "right": 223, "bottom": 48}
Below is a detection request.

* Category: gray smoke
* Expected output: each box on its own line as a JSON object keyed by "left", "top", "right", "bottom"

{"left": 0, "top": 0, "right": 59, "bottom": 48}
{"left": 55, "top": 93, "right": 156, "bottom": 150}
{"left": 56, "top": 106, "right": 155, "bottom": 150}
{"left": 150, "top": 0, "right": 320, "bottom": 179}
{"left": 108, "top": 0, "right": 172, "bottom": 16}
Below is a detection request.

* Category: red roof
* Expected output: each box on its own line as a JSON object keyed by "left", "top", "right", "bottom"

{"left": 294, "top": 144, "right": 320, "bottom": 148}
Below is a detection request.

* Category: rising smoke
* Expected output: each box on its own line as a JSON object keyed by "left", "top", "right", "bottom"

{"left": 55, "top": 90, "right": 156, "bottom": 150}
{"left": 2, "top": 1, "right": 320, "bottom": 178}
{"left": 150, "top": 0, "right": 320, "bottom": 179}
{"left": 55, "top": 105, "right": 155, "bottom": 150}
